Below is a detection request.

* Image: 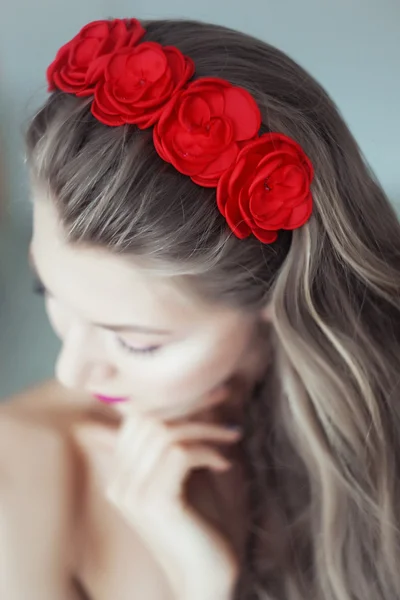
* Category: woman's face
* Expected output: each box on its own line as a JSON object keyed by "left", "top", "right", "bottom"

{"left": 31, "top": 200, "right": 266, "bottom": 421}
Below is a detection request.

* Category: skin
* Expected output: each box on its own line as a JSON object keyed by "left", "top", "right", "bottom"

{"left": 0, "top": 198, "right": 270, "bottom": 600}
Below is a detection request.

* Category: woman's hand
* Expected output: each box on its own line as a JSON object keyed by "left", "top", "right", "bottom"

{"left": 76, "top": 389, "right": 241, "bottom": 600}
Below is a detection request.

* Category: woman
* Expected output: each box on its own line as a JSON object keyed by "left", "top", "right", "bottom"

{"left": 1, "top": 17, "right": 400, "bottom": 600}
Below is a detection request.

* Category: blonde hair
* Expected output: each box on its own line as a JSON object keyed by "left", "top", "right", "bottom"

{"left": 26, "top": 18, "right": 400, "bottom": 600}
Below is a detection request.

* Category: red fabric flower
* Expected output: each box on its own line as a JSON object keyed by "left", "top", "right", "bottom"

{"left": 217, "top": 133, "right": 314, "bottom": 243}
{"left": 46, "top": 19, "right": 145, "bottom": 96}
{"left": 153, "top": 77, "right": 261, "bottom": 187}
{"left": 91, "top": 42, "right": 194, "bottom": 128}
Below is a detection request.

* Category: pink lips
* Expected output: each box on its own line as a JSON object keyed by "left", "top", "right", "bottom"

{"left": 94, "top": 394, "right": 128, "bottom": 404}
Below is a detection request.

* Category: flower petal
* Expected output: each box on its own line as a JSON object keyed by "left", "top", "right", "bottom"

{"left": 224, "top": 87, "right": 261, "bottom": 139}
{"left": 46, "top": 19, "right": 146, "bottom": 94}
{"left": 283, "top": 195, "right": 313, "bottom": 229}
{"left": 251, "top": 226, "right": 279, "bottom": 244}
{"left": 224, "top": 197, "right": 252, "bottom": 239}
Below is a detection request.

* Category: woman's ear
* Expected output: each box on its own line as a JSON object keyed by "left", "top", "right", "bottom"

{"left": 261, "top": 303, "right": 273, "bottom": 323}
{"left": 239, "top": 314, "right": 272, "bottom": 383}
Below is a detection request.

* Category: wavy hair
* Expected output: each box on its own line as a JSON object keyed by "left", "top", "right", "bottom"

{"left": 26, "top": 18, "right": 400, "bottom": 600}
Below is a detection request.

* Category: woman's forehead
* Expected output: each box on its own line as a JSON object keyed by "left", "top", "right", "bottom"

{"left": 31, "top": 199, "right": 242, "bottom": 333}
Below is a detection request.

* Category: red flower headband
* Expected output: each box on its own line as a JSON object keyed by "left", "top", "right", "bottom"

{"left": 47, "top": 18, "right": 314, "bottom": 243}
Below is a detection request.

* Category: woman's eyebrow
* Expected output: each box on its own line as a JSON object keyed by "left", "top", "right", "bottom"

{"left": 96, "top": 322, "right": 171, "bottom": 335}
{"left": 28, "top": 250, "right": 171, "bottom": 336}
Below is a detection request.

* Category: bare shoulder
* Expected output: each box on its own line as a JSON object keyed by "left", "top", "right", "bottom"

{"left": 0, "top": 380, "right": 89, "bottom": 598}
{"left": 0, "top": 379, "right": 89, "bottom": 489}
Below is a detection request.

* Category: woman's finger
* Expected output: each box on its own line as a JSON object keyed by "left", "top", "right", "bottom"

{"left": 184, "top": 445, "right": 233, "bottom": 472}
{"left": 116, "top": 415, "right": 155, "bottom": 459}
{"left": 165, "top": 384, "right": 231, "bottom": 424}
{"left": 166, "top": 422, "right": 242, "bottom": 444}
{"left": 110, "top": 421, "right": 171, "bottom": 499}
{"left": 155, "top": 444, "right": 232, "bottom": 500}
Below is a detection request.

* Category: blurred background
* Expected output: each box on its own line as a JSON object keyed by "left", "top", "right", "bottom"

{"left": 0, "top": 0, "right": 399, "bottom": 398}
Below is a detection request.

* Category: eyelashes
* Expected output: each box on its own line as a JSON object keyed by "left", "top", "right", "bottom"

{"left": 33, "top": 277, "right": 162, "bottom": 358}
{"left": 33, "top": 278, "right": 46, "bottom": 296}
{"left": 116, "top": 336, "right": 161, "bottom": 356}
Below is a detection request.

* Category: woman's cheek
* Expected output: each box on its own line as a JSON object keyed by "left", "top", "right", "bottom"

{"left": 151, "top": 342, "right": 235, "bottom": 399}
{"left": 155, "top": 325, "right": 255, "bottom": 402}
{"left": 118, "top": 343, "right": 212, "bottom": 404}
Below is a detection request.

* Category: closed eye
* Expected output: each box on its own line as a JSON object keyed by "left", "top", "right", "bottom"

{"left": 116, "top": 336, "right": 161, "bottom": 356}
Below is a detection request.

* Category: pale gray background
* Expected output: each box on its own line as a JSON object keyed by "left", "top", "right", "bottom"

{"left": 0, "top": 0, "right": 399, "bottom": 397}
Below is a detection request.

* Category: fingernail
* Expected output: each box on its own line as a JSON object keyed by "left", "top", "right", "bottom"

{"left": 218, "top": 460, "right": 233, "bottom": 471}
{"left": 226, "top": 424, "right": 242, "bottom": 433}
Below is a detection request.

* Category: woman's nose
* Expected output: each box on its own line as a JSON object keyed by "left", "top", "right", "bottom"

{"left": 55, "top": 322, "right": 116, "bottom": 391}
